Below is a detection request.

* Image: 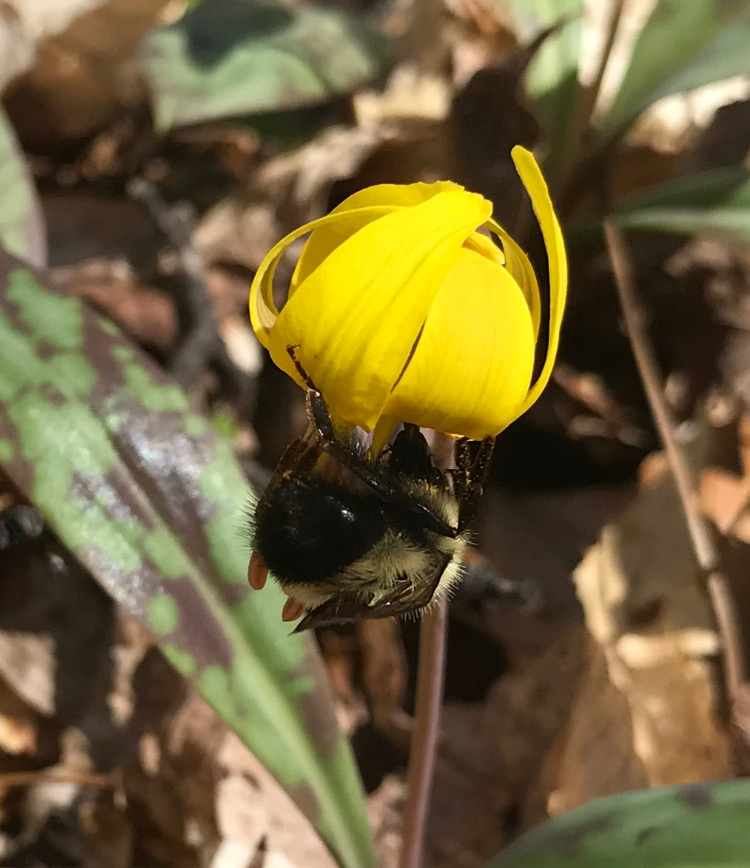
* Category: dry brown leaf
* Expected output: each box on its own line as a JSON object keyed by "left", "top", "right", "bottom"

{"left": 569, "top": 469, "right": 734, "bottom": 798}
{"left": 51, "top": 258, "right": 177, "bottom": 352}
{"left": 3, "top": 0, "right": 172, "bottom": 151}
{"left": 358, "top": 620, "right": 410, "bottom": 749}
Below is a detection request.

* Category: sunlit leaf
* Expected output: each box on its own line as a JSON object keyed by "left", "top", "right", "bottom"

{"left": 510, "top": 0, "right": 584, "bottom": 143}
{"left": 597, "top": 0, "right": 750, "bottom": 143}
{"left": 141, "top": 0, "right": 393, "bottom": 132}
{"left": 612, "top": 166, "right": 750, "bottom": 242}
{"left": 489, "top": 780, "right": 750, "bottom": 867}
{"left": 0, "top": 253, "right": 374, "bottom": 868}
{"left": 0, "top": 109, "right": 46, "bottom": 267}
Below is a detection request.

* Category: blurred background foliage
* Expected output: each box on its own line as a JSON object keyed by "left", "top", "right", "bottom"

{"left": 0, "top": 0, "right": 750, "bottom": 866}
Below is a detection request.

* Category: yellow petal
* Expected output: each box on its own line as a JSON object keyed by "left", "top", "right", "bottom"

{"left": 250, "top": 205, "right": 393, "bottom": 350}
{"left": 290, "top": 181, "right": 464, "bottom": 292}
{"left": 331, "top": 180, "right": 464, "bottom": 212}
{"left": 511, "top": 145, "right": 568, "bottom": 414}
{"left": 267, "top": 189, "right": 493, "bottom": 430}
{"left": 486, "top": 218, "right": 540, "bottom": 339}
{"left": 464, "top": 231, "right": 505, "bottom": 267}
{"left": 382, "top": 248, "right": 535, "bottom": 439}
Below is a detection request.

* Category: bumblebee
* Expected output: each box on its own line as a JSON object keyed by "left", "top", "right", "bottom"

{"left": 249, "top": 389, "right": 494, "bottom": 632}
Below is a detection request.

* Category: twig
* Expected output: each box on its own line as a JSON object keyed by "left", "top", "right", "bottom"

{"left": 399, "top": 598, "right": 448, "bottom": 868}
{"left": 127, "top": 178, "right": 245, "bottom": 396}
{"left": 604, "top": 221, "right": 749, "bottom": 714}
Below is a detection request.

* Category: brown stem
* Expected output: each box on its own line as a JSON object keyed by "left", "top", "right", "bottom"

{"left": 399, "top": 598, "right": 448, "bottom": 868}
{"left": 604, "top": 221, "right": 749, "bottom": 708}
{"left": 399, "top": 431, "right": 453, "bottom": 868}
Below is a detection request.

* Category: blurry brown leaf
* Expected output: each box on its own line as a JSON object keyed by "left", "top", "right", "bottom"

{"left": 699, "top": 416, "right": 750, "bottom": 539}
{"left": 541, "top": 633, "right": 648, "bottom": 819}
{"left": 0, "top": 0, "right": 111, "bottom": 91}
{"left": 358, "top": 620, "right": 410, "bottom": 749}
{"left": 449, "top": 0, "right": 517, "bottom": 86}
{"left": 79, "top": 787, "right": 133, "bottom": 868}
{"left": 0, "top": 633, "right": 55, "bottom": 718}
{"left": 428, "top": 702, "right": 508, "bottom": 868}
{"left": 43, "top": 193, "right": 160, "bottom": 268}
{"left": 0, "top": 683, "right": 38, "bottom": 756}
{"left": 571, "top": 468, "right": 734, "bottom": 794}
{"left": 50, "top": 258, "right": 177, "bottom": 352}
{"left": 368, "top": 775, "right": 404, "bottom": 868}
{"left": 3, "top": 0, "right": 173, "bottom": 153}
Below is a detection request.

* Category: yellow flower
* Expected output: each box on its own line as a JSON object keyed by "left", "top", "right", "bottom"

{"left": 249, "top": 146, "right": 566, "bottom": 442}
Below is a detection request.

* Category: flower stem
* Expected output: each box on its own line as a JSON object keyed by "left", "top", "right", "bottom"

{"left": 399, "top": 598, "right": 448, "bottom": 868}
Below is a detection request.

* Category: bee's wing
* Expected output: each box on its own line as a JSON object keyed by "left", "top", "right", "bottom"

{"left": 293, "top": 557, "right": 450, "bottom": 632}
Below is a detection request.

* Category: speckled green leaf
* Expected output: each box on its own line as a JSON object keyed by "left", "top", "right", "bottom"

{"left": 597, "top": 0, "right": 750, "bottom": 143}
{"left": 489, "top": 780, "right": 750, "bottom": 867}
{"left": 141, "top": 0, "right": 392, "bottom": 132}
{"left": 0, "top": 109, "right": 46, "bottom": 268}
{"left": 0, "top": 254, "right": 374, "bottom": 868}
{"left": 612, "top": 167, "right": 750, "bottom": 242}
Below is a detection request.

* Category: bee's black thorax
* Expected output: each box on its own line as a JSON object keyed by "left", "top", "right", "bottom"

{"left": 253, "top": 424, "right": 456, "bottom": 592}
{"left": 254, "top": 473, "right": 388, "bottom": 585}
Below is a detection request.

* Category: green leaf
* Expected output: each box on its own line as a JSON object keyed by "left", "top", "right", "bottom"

{"left": 141, "top": 0, "right": 393, "bottom": 132}
{"left": 0, "top": 255, "right": 375, "bottom": 868}
{"left": 510, "top": 0, "right": 584, "bottom": 141}
{"left": 489, "top": 780, "right": 750, "bottom": 867}
{"left": 597, "top": 0, "right": 750, "bottom": 143}
{"left": 611, "top": 166, "right": 750, "bottom": 242}
{"left": 0, "top": 109, "right": 46, "bottom": 267}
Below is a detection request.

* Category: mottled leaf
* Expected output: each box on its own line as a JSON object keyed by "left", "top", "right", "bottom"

{"left": 489, "top": 780, "right": 750, "bottom": 867}
{"left": 141, "top": 0, "right": 392, "bottom": 132}
{"left": 0, "top": 109, "right": 46, "bottom": 268}
{"left": 612, "top": 166, "right": 750, "bottom": 242}
{"left": 0, "top": 254, "right": 374, "bottom": 868}
{"left": 597, "top": 0, "right": 750, "bottom": 143}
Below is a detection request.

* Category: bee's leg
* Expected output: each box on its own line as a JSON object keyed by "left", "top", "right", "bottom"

{"left": 286, "top": 345, "right": 319, "bottom": 391}
{"left": 264, "top": 432, "right": 319, "bottom": 482}
{"left": 451, "top": 438, "right": 472, "bottom": 503}
{"left": 306, "top": 388, "right": 336, "bottom": 440}
{"left": 456, "top": 436, "right": 495, "bottom": 532}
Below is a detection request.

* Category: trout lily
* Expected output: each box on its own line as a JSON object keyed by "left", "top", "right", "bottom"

{"left": 250, "top": 145, "right": 566, "bottom": 443}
